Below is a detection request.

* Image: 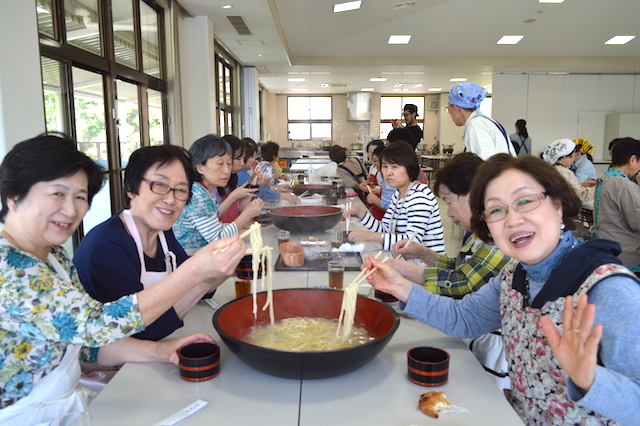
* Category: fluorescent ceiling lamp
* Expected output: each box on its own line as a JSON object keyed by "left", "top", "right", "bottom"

{"left": 361, "top": 88, "right": 374, "bottom": 91}
{"left": 605, "top": 35, "right": 635, "bottom": 45}
{"left": 538, "top": 0, "right": 563, "bottom": 3}
{"left": 370, "top": 77, "right": 387, "bottom": 82}
{"left": 450, "top": 77, "right": 467, "bottom": 82}
{"left": 334, "top": 1, "right": 361, "bottom": 13}
{"left": 388, "top": 35, "right": 411, "bottom": 44}
{"left": 288, "top": 78, "right": 306, "bottom": 82}
{"left": 403, "top": 71, "right": 424, "bottom": 75}
{"left": 292, "top": 88, "right": 307, "bottom": 92}
{"left": 428, "top": 87, "right": 442, "bottom": 92}
{"left": 497, "top": 35, "right": 524, "bottom": 45}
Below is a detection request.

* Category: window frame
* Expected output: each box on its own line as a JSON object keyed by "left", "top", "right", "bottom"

{"left": 286, "top": 96, "right": 333, "bottom": 141}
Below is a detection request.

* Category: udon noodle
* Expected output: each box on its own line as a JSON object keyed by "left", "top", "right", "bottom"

{"left": 246, "top": 317, "right": 373, "bottom": 351}
{"left": 247, "top": 222, "right": 275, "bottom": 324}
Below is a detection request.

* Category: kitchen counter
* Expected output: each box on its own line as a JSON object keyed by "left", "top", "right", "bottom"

{"left": 87, "top": 206, "right": 523, "bottom": 426}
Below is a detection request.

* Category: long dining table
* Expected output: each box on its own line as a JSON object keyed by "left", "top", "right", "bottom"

{"left": 87, "top": 199, "right": 523, "bottom": 426}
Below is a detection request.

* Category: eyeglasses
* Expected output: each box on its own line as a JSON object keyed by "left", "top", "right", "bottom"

{"left": 481, "top": 192, "right": 548, "bottom": 223}
{"left": 142, "top": 178, "right": 190, "bottom": 201}
{"left": 445, "top": 104, "right": 454, "bottom": 114}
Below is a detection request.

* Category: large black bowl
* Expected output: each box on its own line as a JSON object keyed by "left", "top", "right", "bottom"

{"left": 212, "top": 288, "right": 400, "bottom": 379}
{"left": 269, "top": 205, "right": 342, "bottom": 233}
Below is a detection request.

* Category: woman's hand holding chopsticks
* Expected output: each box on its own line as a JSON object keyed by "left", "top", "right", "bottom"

{"left": 362, "top": 254, "right": 413, "bottom": 303}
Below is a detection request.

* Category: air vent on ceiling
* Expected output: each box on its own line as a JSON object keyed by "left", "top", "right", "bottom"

{"left": 226, "top": 16, "right": 251, "bottom": 36}
{"left": 393, "top": 1, "right": 416, "bottom": 10}
{"left": 321, "top": 83, "right": 349, "bottom": 88}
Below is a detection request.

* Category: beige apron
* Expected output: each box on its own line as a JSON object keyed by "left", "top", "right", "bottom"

{"left": 0, "top": 254, "right": 94, "bottom": 426}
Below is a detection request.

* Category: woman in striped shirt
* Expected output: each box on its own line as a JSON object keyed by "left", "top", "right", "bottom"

{"left": 173, "top": 134, "right": 263, "bottom": 255}
{"left": 345, "top": 141, "right": 445, "bottom": 254}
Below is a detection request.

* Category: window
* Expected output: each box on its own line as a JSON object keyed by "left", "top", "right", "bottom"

{"left": 38, "top": 0, "right": 168, "bottom": 249}
{"left": 216, "top": 53, "right": 234, "bottom": 136}
{"left": 287, "top": 96, "right": 332, "bottom": 140}
{"left": 379, "top": 96, "right": 424, "bottom": 139}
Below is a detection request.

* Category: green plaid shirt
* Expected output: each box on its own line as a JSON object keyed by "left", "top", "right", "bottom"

{"left": 423, "top": 233, "right": 511, "bottom": 298}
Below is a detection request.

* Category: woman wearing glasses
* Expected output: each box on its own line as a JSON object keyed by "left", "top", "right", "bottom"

{"left": 75, "top": 144, "right": 250, "bottom": 341}
{"left": 0, "top": 136, "right": 244, "bottom": 424}
{"left": 364, "top": 154, "right": 640, "bottom": 425}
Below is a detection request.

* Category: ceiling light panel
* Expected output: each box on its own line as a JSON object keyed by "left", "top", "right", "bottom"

{"left": 450, "top": 77, "right": 467, "bottom": 82}
{"left": 497, "top": 35, "right": 524, "bottom": 45}
{"left": 369, "top": 77, "right": 387, "bottom": 82}
{"left": 288, "top": 78, "right": 306, "bottom": 82}
{"left": 538, "top": 0, "right": 563, "bottom": 3}
{"left": 388, "top": 35, "right": 411, "bottom": 44}
{"left": 334, "top": 1, "right": 361, "bottom": 13}
{"left": 361, "top": 88, "right": 374, "bottom": 91}
{"left": 605, "top": 35, "right": 635, "bottom": 45}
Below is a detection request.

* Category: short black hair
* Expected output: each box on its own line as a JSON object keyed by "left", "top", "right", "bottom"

{"left": 433, "top": 152, "right": 483, "bottom": 197}
{"left": 372, "top": 145, "right": 384, "bottom": 158}
{"left": 123, "top": 144, "right": 195, "bottom": 208}
{"left": 222, "top": 134, "right": 246, "bottom": 159}
{"left": 0, "top": 132, "right": 104, "bottom": 222}
{"left": 610, "top": 138, "right": 640, "bottom": 167}
{"left": 386, "top": 127, "right": 416, "bottom": 148}
{"left": 380, "top": 141, "right": 420, "bottom": 181}
{"left": 366, "top": 139, "right": 384, "bottom": 152}
{"left": 243, "top": 138, "right": 258, "bottom": 160}
{"left": 261, "top": 141, "right": 280, "bottom": 162}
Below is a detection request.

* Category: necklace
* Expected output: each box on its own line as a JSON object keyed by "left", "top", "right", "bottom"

{"left": 1, "top": 230, "right": 25, "bottom": 252}
{"left": 522, "top": 274, "right": 530, "bottom": 308}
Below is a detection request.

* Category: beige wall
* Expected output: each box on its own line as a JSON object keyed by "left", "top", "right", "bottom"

{"left": 264, "top": 93, "right": 441, "bottom": 150}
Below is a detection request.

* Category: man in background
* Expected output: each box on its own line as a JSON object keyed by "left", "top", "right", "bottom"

{"left": 394, "top": 103, "right": 422, "bottom": 149}
{"left": 446, "top": 82, "right": 515, "bottom": 160}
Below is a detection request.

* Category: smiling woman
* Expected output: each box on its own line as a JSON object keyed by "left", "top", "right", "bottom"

{"left": 364, "top": 154, "right": 640, "bottom": 425}
{"left": 0, "top": 134, "right": 245, "bottom": 424}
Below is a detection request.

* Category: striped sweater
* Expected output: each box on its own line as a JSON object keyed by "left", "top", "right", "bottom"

{"left": 173, "top": 181, "right": 238, "bottom": 254}
{"left": 360, "top": 182, "right": 445, "bottom": 253}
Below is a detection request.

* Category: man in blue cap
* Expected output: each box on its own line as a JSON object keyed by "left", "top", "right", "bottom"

{"left": 447, "top": 83, "right": 515, "bottom": 159}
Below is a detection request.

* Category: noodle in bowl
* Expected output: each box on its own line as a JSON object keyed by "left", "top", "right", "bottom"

{"left": 212, "top": 288, "right": 400, "bottom": 379}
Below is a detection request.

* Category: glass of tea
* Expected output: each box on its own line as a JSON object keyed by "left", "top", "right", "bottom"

{"left": 327, "top": 260, "right": 345, "bottom": 290}
{"left": 277, "top": 230, "right": 290, "bottom": 247}
{"left": 329, "top": 229, "right": 343, "bottom": 249}
{"left": 235, "top": 280, "right": 252, "bottom": 298}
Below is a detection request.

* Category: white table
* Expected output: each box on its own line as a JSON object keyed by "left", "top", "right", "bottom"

{"left": 87, "top": 208, "right": 523, "bottom": 426}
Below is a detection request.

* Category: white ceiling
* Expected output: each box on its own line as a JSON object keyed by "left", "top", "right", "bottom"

{"left": 179, "top": 0, "right": 640, "bottom": 95}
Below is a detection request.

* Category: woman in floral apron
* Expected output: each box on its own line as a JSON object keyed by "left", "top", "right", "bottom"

{"left": 0, "top": 134, "right": 245, "bottom": 425}
{"left": 364, "top": 154, "right": 640, "bottom": 426}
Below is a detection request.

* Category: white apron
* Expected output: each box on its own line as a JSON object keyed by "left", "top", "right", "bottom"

{"left": 80, "top": 210, "right": 178, "bottom": 394}
{"left": 0, "top": 255, "right": 94, "bottom": 426}
{"left": 122, "top": 209, "right": 177, "bottom": 288}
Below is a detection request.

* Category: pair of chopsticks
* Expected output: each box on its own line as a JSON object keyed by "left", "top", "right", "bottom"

{"left": 298, "top": 190, "right": 309, "bottom": 198}
{"left": 348, "top": 251, "right": 388, "bottom": 288}
{"left": 395, "top": 230, "right": 418, "bottom": 259}
{"left": 211, "top": 225, "right": 257, "bottom": 255}
{"left": 345, "top": 201, "right": 352, "bottom": 233}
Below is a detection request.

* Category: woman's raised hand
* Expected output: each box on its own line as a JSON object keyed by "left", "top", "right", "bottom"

{"left": 243, "top": 198, "right": 264, "bottom": 218}
{"left": 539, "top": 294, "right": 602, "bottom": 392}
{"left": 232, "top": 182, "right": 259, "bottom": 200}
{"left": 191, "top": 235, "right": 246, "bottom": 279}
{"left": 342, "top": 202, "right": 365, "bottom": 220}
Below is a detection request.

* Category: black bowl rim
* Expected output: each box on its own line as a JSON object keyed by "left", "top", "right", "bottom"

{"left": 269, "top": 206, "right": 342, "bottom": 219}
{"left": 212, "top": 288, "right": 400, "bottom": 355}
